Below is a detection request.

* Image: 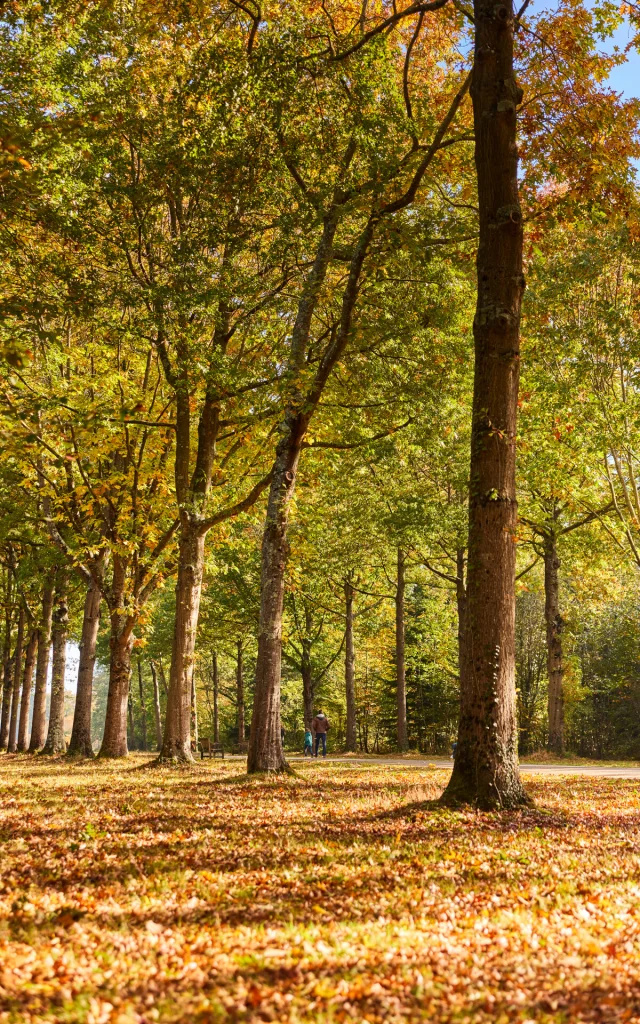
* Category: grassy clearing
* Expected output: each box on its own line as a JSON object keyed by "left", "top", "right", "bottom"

{"left": 1, "top": 756, "right": 639, "bottom": 1023}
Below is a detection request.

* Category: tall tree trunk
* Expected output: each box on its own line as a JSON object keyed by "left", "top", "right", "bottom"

{"left": 42, "top": 579, "right": 69, "bottom": 755}
{"left": 128, "top": 689, "right": 136, "bottom": 750}
{"left": 248, "top": 423, "right": 305, "bottom": 773}
{"left": 212, "top": 652, "right": 219, "bottom": 744}
{"left": 158, "top": 658, "right": 168, "bottom": 696}
{"left": 456, "top": 547, "right": 467, "bottom": 684}
{"left": 0, "top": 653, "right": 12, "bottom": 750}
{"left": 442, "top": 1, "right": 529, "bottom": 809}
{"left": 345, "top": 579, "right": 357, "bottom": 753}
{"left": 28, "top": 583, "right": 54, "bottom": 752}
{"left": 396, "top": 548, "right": 408, "bottom": 752}
{"left": 191, "top": 668, "right": 199, "bottom": 749}
{"left": 7, "top": 605, "right": 25, "bottom": 752}
{"left": 150, "top": 660, "right": 163, "bottom": 750}
{"left": 99, "top": 598, "right": 134, "bottom": 758}
{"left": 246, "top": 214, "right": 343, "bottom": 774}
{"left": 138, "top": 657, "right": 148, "bottom": 752}
{"left": 17, "top": 629, "right": 38, "bottom": 752}
{"left": 301, "top": 661, "right": 314, "bottom": 734}
{"left": 301, "top": 603, "right": 314, "bottom": 731}
{"left": 68, "top": 580, "right": 101, "bottom": 757}
{"left": 0, "top": 570, "right": 12, "bottom": 747}
{"left": 544, "top": 532, "right": 564, "bottom": 755}
{"left": 160, "top": 525, "right": 205, "bottom": 761}
{"left": 236, "top": 640, "right": 245, "bottom": 744}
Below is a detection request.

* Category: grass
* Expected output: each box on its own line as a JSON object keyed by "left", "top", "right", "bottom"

{"left": 521, "top": 751, "right": 640, "bottom": 766}
{"left": 1, "top": 755, "right": 639, "bottom": 1022}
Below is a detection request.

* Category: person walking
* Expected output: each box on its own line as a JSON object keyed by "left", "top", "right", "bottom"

{"left": 312, "top": 710, "right": 329, "bottom": 758}
{"left": 303, "top": 729, "right": 313, "bottom": 757}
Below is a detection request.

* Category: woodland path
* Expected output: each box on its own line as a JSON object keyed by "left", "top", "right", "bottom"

{"left": 280, "top": 756, "right": 640, "bottom": 777}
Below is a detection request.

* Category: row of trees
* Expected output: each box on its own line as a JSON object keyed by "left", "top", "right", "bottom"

{"left": 0, "top": 0, "right": 638, "bottom": 806}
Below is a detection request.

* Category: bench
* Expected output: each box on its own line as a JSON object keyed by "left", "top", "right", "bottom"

{"left": 198, "top": 738, "right": 224, "bottom": 759}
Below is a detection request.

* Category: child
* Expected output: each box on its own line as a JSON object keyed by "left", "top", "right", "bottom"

{"left": 303, "top": 729, "right": 313, "bottom": 757}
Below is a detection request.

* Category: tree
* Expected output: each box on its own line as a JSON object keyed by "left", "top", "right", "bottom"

{"left": 67, "top": 580, "right": 101, "bottom": 757}
{"left": 247, "top": 7, "right": 473, "bottom": 771}
{"left": 6, "top": 603, "right": 25, "bottom": 753}
{"left": 28, "top": 583, "right": 55, "bottom": 752}
{"left": 16, "top": 625, "right": 38, "bottom": 752}
{"left": 442, "top": 0, "right": 530, "bottom": 809}
{"left": 41, "top": 573, "right": 68, "bottom": 755}
{"left": 395, "top": 548, "right": 408, "bottom": 752}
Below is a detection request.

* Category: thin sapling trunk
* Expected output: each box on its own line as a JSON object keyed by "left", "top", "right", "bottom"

{"left": 236, "top": 640, "right": 245, "bottom": 745}
{"left": 345, "top": 579, "right": 357, "bottom": 753}
{"left": 150, "top": 660, "right": 163, "bottom": 750}
{"left": 396, "top": 548, "right": 408, "bottom": 752}
{"left": 544, "top": 532, "right": 564, "bottom": 755}
{"left": 212, "top": 652, "right": 219, "bottom": 744}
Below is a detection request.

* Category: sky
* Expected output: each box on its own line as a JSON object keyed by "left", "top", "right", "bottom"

{"left": 603, "top": 17, "right": 640, "bottom": 100}
{"left": 523, "top": 0, "right": 639, "bottom": 99}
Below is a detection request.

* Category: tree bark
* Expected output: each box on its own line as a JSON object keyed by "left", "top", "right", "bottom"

{"left": 68, "top": 580, "right": 101, "bottom": 757}
{"left": 0, "top": 653, "right": 12, "bottom": 750}
{"left": 128, "top": 689, "right": 136, "bottom": 750}
{"left": 0, "top": 569, "right": 12, "bottom": 748}
{"left": 544, "top": 532, "right": 564, "bottom": 755}
{"left": 301, "top": 659, "right": 314, "bottom": 734}
{"left": 137, "top": 657, "right": 148, "bottom": 752}
{"left": 345, "top": 579, "right": 357, "bottom": 753}
{"left": 442, "top": 0, "right": 529, "bottom": 809}
{"left": 247, "top": 211, "right": 344, "bottom": 774}
{"left": 158, "top": 658, "right": 168, "bottom": 696}
{"left": 248, "top": 422, "right": 305, "bottom": 773}
{"left": 396, "top": 548, "right": 408, "bottom": 752}
{"left": 160, "top": 525, "right": 205, "bottom": 761}
{"left": 42, "top": 579, "right": 69, "bottom": 755}
{"left": 301, "top": 607, "right": 314, "bottom": 732}
{"left": 456, "top": 547, "right": 467, "bottom": 684}
{"left": 28, "top": 583, "right": 54, "bottom": 752}
{"left": 212, "top": 652, "right": 219, "bottom": 744}
{"left": 150, "top": 660, "right": 163, "bottom": 750}
{"left": 7, "top": 605, "right": 25, "bottom": 752}
{"left": 236, "top": 640, "right": 245, "bottom": 744}
{"left": 191, "top": 668, "right": 199, "bottom": 749}
{"left": 99, "top": 596, "right": 134, "bottom": 758}
{"left": 17, "top": 628, "right": 38, "bottom": 752}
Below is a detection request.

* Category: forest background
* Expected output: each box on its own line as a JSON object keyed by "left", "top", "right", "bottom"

{"left": 2, "top": 0, "right": 640, "bottom": 767}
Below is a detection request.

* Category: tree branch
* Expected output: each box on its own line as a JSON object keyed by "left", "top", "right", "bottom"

{"left": 301, "top": 417, "right": 411, "bottom": 451}
{"left": 329, "top": 0, "right": 450, "bottom": 62}
{"left": 197, "top": 471, "right": 274, "bottom": 536}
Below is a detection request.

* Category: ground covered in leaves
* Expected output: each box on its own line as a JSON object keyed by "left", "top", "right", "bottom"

{"left": 1, "top": 757, "right": 639, "bottom": 1023}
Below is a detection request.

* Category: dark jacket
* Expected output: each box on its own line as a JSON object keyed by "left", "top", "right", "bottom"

{"left": 312, "top": 714, "right": 329, "bottom": 734}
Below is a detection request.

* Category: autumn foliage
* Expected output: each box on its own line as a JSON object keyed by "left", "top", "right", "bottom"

{"left": 2, "top": 757, "right": 640, "bottom": 1023}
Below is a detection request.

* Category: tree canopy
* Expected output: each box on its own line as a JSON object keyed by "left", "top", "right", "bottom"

{"left": 0, "top": 0, "right": 639, "bottom": 802}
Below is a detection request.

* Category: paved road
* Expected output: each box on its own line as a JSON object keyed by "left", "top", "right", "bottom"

{"left": 284, "top": 756, "right": 640, "bottom": 778}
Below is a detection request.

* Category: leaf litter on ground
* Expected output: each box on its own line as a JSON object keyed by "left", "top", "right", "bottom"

{"left": 0, "top": 755, "right": 639, "bottom": 1023}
